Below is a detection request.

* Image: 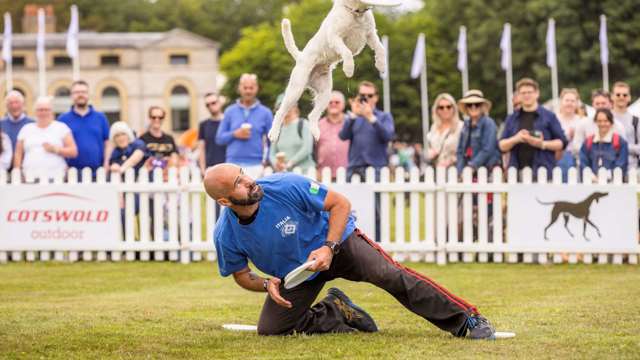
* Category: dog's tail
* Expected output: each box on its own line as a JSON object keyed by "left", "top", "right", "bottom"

{"left": 536, "top": 198, "right": 555, "bottom": 205}
{"left": 282, "top": 18, "right": 301, "bottom": 60}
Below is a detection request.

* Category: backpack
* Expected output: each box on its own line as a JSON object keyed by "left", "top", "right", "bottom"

{"left": 296, "top": 119, "right": 318, "bottom": 162}
{"left": 585, "top": 133, "right": 621, "bottom": 153}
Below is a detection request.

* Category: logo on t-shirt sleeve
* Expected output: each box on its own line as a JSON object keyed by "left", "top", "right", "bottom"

{"left": 309, "top": 181, "right": 320, "bottom": 195}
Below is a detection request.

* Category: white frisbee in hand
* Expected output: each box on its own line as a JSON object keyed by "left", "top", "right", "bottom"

{"left": 222, "top": 324, "right": 257, "bottom": 332}
{"left": 284, "top": 260, "right": 317, "bottom": 289}
{"left": 494, "top": 331, "right": 516, "bottom": 339}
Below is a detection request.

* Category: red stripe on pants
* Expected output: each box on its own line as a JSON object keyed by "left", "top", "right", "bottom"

{"left": 355, "top": 229, "right": 478, "bottom": 314}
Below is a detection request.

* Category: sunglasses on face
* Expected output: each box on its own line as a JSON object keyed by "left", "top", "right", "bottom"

{"left": 437, "top": 105, "right": 453, "bottom": 111}
{"left": 467, "top": 103, "right": 483, "bottom": 109}
{"left": 358, "top": 93, "right": 376, "bottom": 99}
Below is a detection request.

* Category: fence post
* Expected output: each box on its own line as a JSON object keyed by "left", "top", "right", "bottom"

{"left": 434, "top": 167, "right": 446, "bottom": 265}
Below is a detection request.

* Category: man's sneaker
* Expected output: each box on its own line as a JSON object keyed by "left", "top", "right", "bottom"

{"left": 466, "top": 314, "right": 495, "bottom": 340}
{"left": 327, "top": 287, "right": 378, "bottom": 333}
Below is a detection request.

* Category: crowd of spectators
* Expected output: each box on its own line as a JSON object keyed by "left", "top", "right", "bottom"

{"left": 0, "top": 74, "right": 638, "bottom": 184}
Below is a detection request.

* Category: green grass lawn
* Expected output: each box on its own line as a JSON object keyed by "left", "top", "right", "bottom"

{"left": 1, "top": 262, "right": 638, "bottom": 359}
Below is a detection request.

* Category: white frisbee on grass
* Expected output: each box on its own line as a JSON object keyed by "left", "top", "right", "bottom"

{"left": 494, "top": 331, "right": 516, "bottom": 339}
{"left": 222, "top": 324, "right": 257, "bottom": 332}
{"left": 284, "top": 260, "right": 317, "bottom": 289}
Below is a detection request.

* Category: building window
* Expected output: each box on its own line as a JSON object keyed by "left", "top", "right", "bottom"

{"left": 12, "top": 56, "right": 25, "bottom": 67}
{"left": 101, "top": 86, "right": 121, "bottom": 125}
{"left": 53, "top": 56, "right": 72, "bottom": 66}
{"left": 169, "top": 54, "right": 189, "bottom": 65}
{"left": 100, "top": 55, "right": 120, "bottom": 66}
{"left": 170, "top": 85, "right": 190, "bottom": 131}
{"left": 53, "top": 87, "right": 71, "bottom": 117}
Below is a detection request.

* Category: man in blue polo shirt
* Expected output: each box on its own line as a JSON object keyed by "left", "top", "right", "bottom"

{"left": 204, "top": 163, "right": 495, "bottom": 339}
{"left": 215, "top": 73, "right": 272, "bottom": 179}
{"left": 0, "top": 90, "right": 34, "bottom": 153}
{"left": 58, "top": 80, "right": 110, "bottom": 178}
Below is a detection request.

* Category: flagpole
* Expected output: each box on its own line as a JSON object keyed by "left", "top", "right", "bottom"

{"left": 600, "top": 15, "right": 609, "bottom": 92}
{"left": 37, "top": 8, "right": 46, "bottom": 97}
{"left": 459, "top": 26, "right": 469, "bottom": 96}
{"left": 5, "top": 61, "right": 12, "bottom": 93}
{"left": 504, "top": 24, "right": 514, "bottom": 115}
{"left": 68, "top": 5, "right": 80, "bottom": 81}
{"left": 2, "top": 12, "right": 12, "bottom": 93}
{"left": 548, "top": 19, "right": 559, "bottom": 112}
{"left": 381, "top": 35, "right": 391, "bottom": 114}
{"left": 418, "top": 33, "right": 429, "bottom": 146}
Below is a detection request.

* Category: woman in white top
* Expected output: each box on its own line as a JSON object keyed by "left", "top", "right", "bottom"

{"left": 0, "top": 128, "right": 12, "bottom": 171}
{"left": 425, "top": 93, "right": 463, "bottom": 168}
{"left": 13, "top": 96, "right": 78, "bottom": 180}
{"left": 555, "top": 88, "right": 586, "bottom": 181}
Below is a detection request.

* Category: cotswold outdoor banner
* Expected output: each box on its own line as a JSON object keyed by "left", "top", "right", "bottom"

{"left": 0, "top": 185, "right": 121, "bottom": 250}
{"left": 507, "top": 185, "right": 638, "bottom": 252}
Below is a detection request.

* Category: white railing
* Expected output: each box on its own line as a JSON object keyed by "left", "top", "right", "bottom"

{"left": 0, "top": 165, "right": 638, "bottom": 265}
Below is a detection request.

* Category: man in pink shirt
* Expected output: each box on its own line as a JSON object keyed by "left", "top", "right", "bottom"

{"left": 317, "top": 91, "right": 350, "bottom": 179}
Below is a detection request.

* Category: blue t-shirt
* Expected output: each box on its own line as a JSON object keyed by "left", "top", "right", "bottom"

{"left": 214, "top": 173, "right": 356, "bottom": 280}
{"left": 109, "top": 139, "right": 149, "bottom": 172}
{"left": 58, "top": 106, "right": 110, "bottom": 171}
{"left": 215, "top": 100, "right": 273, "bottom": 165}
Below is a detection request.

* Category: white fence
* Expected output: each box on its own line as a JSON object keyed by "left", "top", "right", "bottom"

{"left": 0, "top": 165, "right": 638, "bottom": 265}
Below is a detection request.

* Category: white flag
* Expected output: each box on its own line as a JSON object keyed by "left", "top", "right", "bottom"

{"left": 36, "top": 8, "right": 45, "bottom": 63}
{"left": 546, "top": 18, "right": 556, "bottom": 68}
{"left": 500, "top": 23, "right": 511, "bottom": 71}
{"left": 66, "top": 5, "right": 79, "bottom": 59}
{"left": 457, "top": 26, "right": 467, "bottom": 72}
{"left": 599, "top": 15, "right": 608, "bottom": 65}
{"left": 2, "top": 12, "right": 11, "bottom": 63}
{"left": 410, "top": 33, "right": 425, "bottom": 79}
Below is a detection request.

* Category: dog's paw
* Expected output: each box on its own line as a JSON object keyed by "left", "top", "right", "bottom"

{"left": 268, "top": 125, "right": 281, "bottom": 143}
{"left": 343, "top": 59, "right": 355, "bottom": 78}
{"left": 375, "top": 57, "right": 386, "bottom": 73}
{"left": 309, "top": 121, "right": 321, "bottom": 141}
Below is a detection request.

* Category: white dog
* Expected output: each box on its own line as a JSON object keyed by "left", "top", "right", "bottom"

{"left": 267, "top": 0, "right": 401, "bottom": 143}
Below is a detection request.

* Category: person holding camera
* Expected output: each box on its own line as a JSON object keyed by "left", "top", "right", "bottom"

{"left": 338, "top": 81, "right": 395, "bottom": 181}
{"left": 499, "top": 78, "right": 568, "bottom": 175}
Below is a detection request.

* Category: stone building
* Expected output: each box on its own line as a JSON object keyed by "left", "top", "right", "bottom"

{"left": 1, "top": 5, "right": 221, "bottom": 135}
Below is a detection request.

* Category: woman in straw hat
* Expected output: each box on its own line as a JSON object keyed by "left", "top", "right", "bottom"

{"left": 455, "top": 90, "right": 501, "bottom": 174}
{"left": 425, "top": 93, "right": 463, "bottom": 168}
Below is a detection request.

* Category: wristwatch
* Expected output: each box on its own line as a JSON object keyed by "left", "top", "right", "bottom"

{"left": 323, "top": 241, "right": 341, "bottom": 255}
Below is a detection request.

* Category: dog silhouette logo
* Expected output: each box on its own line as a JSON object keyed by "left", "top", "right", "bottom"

{"left": 536, "top": 192, "right": 608, "bottom": 241}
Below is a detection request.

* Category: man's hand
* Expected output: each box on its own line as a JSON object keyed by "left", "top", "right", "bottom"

{"left": 267, "top": 277, "right": 292, "bottom": 308}
{"left": 360, "top": 101, "right": 375, "bottom": 122}
{"left": 306, "top": 245, "right": 333, "bottom": 272}
{"left": 516, "top": 129, "right": 529, "bottom": 143}
{"left": 233, "top": 128, "right": 251, "bottom": 139}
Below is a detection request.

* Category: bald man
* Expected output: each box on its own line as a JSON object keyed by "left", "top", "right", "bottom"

{"left": 215, "top": 74, "right": 273, "bottom": 179}
{"left": 204, "top": 163, "right": 496, "bottom": 339}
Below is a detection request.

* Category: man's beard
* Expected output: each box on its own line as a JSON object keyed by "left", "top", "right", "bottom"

{"left": 229, "top": 184, "right": 264, "bottom": 206}
{"left": 75, "top": 98, "right": 88, "bottom": 108}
